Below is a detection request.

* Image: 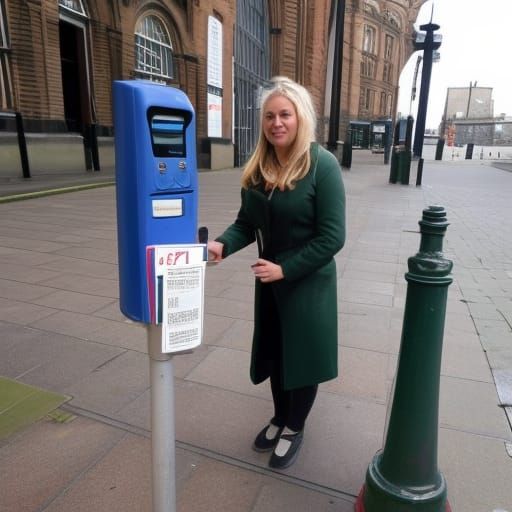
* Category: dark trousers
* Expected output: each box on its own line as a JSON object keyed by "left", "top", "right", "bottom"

{"left": 260, "top": 284, "right": 318, "bottom": 432}
{"left": 269, "top": 363, "right": 318, "bottom": 432}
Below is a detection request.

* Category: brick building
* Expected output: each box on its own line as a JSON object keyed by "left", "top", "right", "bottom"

{"left": 0, "top": 0, "right": 424, "bottom": 176}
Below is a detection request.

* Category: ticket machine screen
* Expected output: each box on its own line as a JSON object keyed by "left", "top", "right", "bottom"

{"left": 148, "top": 109, "right": 191, "bottom": 158}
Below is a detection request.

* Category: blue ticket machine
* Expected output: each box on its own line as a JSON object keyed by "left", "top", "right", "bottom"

{"left": 113, "top": 80, "right": 198, "bottom": 324}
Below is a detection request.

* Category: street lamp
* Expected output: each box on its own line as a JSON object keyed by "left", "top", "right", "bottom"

{"left": 327, "top": 0, "right": 346, "bottom": 154}
{"left": 412, "top": 22, "right": 442, "bottom": 159}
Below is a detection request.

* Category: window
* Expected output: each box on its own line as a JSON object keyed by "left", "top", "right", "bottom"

{"left": 387, "top": 10, "right": 402, "bottom": 30}
{"left": 0, "top": 1, "right": 13, "bottom": 110}
{"left": 384, "top": 34, "right": 394, "bottom": 60}
{"left": 360, "top": 87, "right": 375, "bottom": 113}
{"left": 387, "top": 94, "right": 393, "bottom": 116}
{"left": 360, "top": 55, "right": 376, "bottom": 78}
{"left": 380, "top": 92, "right": 386, "bottom": 115}
{"left": 363, "top": 25, "right": 376, "bottom": 54}
{"left": 58, "top": 0, "right": 87, "bottom": 17}
{"left": 383, "top": 62, "right": 392, "bottom": 83}
{"left": 363, "top": 0, "right": 380, "bottom": 16}
{"left": 135, "top": 15, "right": 174, "bottom": 82}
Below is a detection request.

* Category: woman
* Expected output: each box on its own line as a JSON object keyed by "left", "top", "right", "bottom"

{"left": 208, "top": 76, "right": 346, "bottom": 469}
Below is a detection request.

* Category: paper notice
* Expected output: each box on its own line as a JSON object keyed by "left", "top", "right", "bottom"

{"left": 161, "top": 263, "right": 205, "bottom": 353}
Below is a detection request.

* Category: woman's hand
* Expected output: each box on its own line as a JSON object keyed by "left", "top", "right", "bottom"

{"left": 251, "top": 258, "right": 284, "bottom": 283}
{"left": 207, "top": 241, "right": 224, "bottom": 262}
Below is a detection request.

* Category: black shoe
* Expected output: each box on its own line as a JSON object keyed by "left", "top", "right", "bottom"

{"left": 268, "top": 430, "right": 304, "bottom": 469}
{"left": 253, "top": 423, "right": 284, "bottom": 452}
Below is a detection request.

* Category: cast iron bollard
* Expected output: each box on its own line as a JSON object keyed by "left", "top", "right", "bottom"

{"left": 341, "top": 137, "right": 352, "bottom": 170}
{"left": 435, "top": 138, "right": 445, "bottom": 161}
{"left": 355, "top": 206, "right": 453, "bottom": 512}
{"left": 389, "top": 120, "right": 400, "bottom": 183}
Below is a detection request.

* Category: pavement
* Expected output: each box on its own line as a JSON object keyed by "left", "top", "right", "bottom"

{"left": 1, "top": 151, "right": 512, "bottom": 512}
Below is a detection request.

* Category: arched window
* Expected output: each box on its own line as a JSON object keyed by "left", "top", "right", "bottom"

{"left": 383, "top": 10, "right": 402, "bottom": 30}
{"left": 363, "top": 0, "right": 380, "bottom": 16}
{"left": 134, "top": 15, "right": 174, "bottom": 82}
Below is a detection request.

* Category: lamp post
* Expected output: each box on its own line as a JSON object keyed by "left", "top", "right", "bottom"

{"left": 327, "top": 0, "right": 346, "bottom": 154}
{"left": 412, "top": 23, "right": 442, "bottom": 159}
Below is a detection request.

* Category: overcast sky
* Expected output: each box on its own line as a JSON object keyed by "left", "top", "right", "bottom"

{"left": 397, "top": 0, "right": 512, "bottom": 130}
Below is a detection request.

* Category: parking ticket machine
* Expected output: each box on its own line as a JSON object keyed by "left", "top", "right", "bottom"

{"left": 113, "top": 80, "right": 198, "bottom": 324}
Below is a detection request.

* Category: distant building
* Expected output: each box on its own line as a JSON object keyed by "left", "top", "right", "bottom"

{"left": 326, "top": 0, "right": 425, "bottom": 149}
{"left": 443, "top": 85, "right": 493, "bottom": 121}
{"left": 450, "top": 116, "right": 512, "bottom": 147}
{"left": 440, "top": 84, "right": 510, "bottom": 146}
{"left": 0, "top": 0, "right": 425, "bottom": 177}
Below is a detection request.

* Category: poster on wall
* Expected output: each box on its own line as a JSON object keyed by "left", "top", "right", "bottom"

{"left": 207, "top": 16, "right": 223, "bottom": 138}
{"left": 207, "top": 90, "right": 222, "bottom": 138}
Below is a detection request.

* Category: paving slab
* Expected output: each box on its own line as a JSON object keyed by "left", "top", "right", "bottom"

{"left": 441, "top": 330, "right": 494, "bottom": 382}
{"left": 439, "top": 427, "right": 512, "bottom": 512}
{"left": 0, "top": 296, "right": 57, "bottom": 325}
{"left": 0, "top": 415, "right": 124, "bottom": 511}
{"left": 31, "top": 290, "right": 116, "bottom": 315}
{"left": 36, "top": 273, "right": 119, "bottom": 297}
{"left": 42, "top": 431, "right": 152, "bottom": 512}
{"left": 439, "top": 375, "right": 511, "bottom": 438}
{"left": 63, "top": 350, "right": 149, "bottom": 416}
{"left": 184, "top": 347, "right": 270, "bottom": 401}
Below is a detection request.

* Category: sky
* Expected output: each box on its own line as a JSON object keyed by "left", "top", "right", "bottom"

{"left": 397, "top": 0, "right": 512, "bottom": 131}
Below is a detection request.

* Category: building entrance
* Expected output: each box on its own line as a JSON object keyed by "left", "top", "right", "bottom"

{"left": 59, "top": 19, "right": 89, "bottom": 132}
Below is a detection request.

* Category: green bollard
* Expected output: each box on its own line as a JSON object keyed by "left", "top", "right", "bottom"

{"left": 355, "top": 206, "right": 453, "bottom": 512}
{"left": 399, "top": 150, "right": 412, "bottom": 185}
{"left": 389, "top": 146, "right": 398, "bottom": 183}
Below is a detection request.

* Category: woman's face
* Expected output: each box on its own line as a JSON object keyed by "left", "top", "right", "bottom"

{"left": 262, "top": 94, "right": 298, "bottom": 153}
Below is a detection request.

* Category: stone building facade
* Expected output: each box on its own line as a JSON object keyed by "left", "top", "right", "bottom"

{"left": 441, "top": 86, "right": 512, "bottom": 147}
{"left": 0, "top": 0, "right": 425, "bottom": 176}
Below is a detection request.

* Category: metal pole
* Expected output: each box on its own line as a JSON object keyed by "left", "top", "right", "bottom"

{"left": 413, "top": 23, "right": 441, "bottom": 159}
{"left": 15, "top": 112, "right": 31, "bottom": 179}
{"left": 327, "top": 0, "right": 346, "bottom": 152}
{"left": 409, "top": 55, "right": 422, "bottom": 116}
{"left": 147, "top": 324, "right": 176, "bottom": 512}
{"left": 90, "top": 123, "right": 101, "bottom": 171}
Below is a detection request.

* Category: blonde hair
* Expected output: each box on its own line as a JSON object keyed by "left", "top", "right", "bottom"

{"left": 241, "top": 76, "right": 317, "bottom": 190}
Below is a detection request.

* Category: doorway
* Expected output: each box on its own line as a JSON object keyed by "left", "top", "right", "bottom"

{"left": 59, "top": 19, "right": 90, "bottom": 132}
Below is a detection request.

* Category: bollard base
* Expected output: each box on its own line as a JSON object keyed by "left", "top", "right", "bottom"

{"left": 355, "top": 454, "right": 451, "bottom": 512}
{"left": 355, "top": 485, "right": 452, "bottom": 512}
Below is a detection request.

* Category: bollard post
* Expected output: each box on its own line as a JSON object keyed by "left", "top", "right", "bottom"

{"left": 14, "top": 112, "right": 31, "bottom": 178}
{"left": 388, "top": 120, "right": 400, "bottom": 183}
{"left": 147, "top": 324, "right": 176, "bottom": 512}
{"left": 435, "top": 138, "right": 445, "bottom": 161}
{"left": 341, "top": 131, "right": 352, "bottom": 170}
{"left": 389, "top": 147, "right": 398, "bottom": 183}
{"left": 465, "top": 143, "right": 474, "bottom": 160}
{"left": 416, "top": 158, "right": 424, "bottom": 186}
{"left": 355, "top": 206, "right": 453, "bottom": 512}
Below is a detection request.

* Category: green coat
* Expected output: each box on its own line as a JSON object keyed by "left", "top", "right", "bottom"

{"left": 216, "top": 143, "right": 346, "bottom": 389}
